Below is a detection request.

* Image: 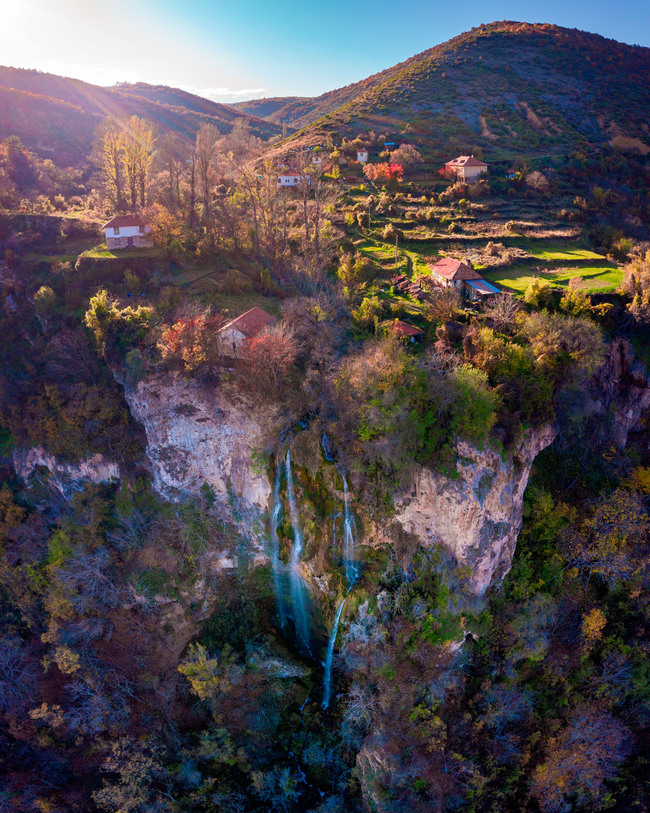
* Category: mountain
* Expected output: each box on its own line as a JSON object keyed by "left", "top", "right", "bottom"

{"left": 230, "top": 96, "right": 308, "bottom": 122}
{"left": 245, "top": 22, "right": 650, "bottom": 158}
{"left": 0, "top": 67, "right": 283, "bottom": 165}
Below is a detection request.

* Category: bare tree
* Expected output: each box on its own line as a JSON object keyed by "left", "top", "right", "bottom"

{"left": 0, "top": 638, "right": 37, "bottom": 713}
{"left": 483, "top": 292, "right": 524, "bottom": 333}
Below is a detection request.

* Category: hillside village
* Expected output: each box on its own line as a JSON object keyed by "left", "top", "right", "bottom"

{"left": 0, "top": 18, "right": 649, "bottom": 813}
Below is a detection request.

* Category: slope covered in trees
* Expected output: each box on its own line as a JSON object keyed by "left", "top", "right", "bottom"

{"left": 0, "top": 68, "right": 283, "bottom": 165}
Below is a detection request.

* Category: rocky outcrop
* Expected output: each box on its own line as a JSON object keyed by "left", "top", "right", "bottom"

{"left": 123, "top": 373, "right": 277, "bottom": 509}
{"left": 393, "top": 424, "right": 556, "bottom": 596}
{"left": 589, "top": 337, "right": 650, "bottom": 448}
{"left": 13, "top": 446, "right": 120, "bottom": 497}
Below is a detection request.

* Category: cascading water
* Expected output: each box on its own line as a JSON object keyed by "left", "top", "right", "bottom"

{"left": 320, "top": 432, "right": 361, "bottom": 707}
{"left": 339, "top": 470, "right": 359, "bottom": 588}
{"left": 270, "top": 462, "right": 287, "bottom": 631}
{"left": 285, "top": 450, "right": 311, "bottom": 652}
{"left": 321, "top": 594, "right": 348, "bottom": 709}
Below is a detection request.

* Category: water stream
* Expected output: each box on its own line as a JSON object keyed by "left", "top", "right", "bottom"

{"left": 269, "top": 461, "right": 287, "bottom": 631}
{"left": 285, "top": 450, "right": 311, "bottom": 653}
{"left": 321, "top": 594, "right": 348, "bottom": 709}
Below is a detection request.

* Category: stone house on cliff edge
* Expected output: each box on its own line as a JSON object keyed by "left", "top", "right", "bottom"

{"left": 445, "top": 155, "right": 488, "bottom": 183}
{"left": 218, "top": 307, "right": 276, "bottom": 359}
{"left": 103, "top": 215, "right": 153, "bottom": 249}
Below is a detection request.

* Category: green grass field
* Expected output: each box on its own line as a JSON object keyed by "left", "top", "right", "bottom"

{"left": 80, "top": 244, "right": 162, "bottom": 259}
{"left": 484, "top": 263, "right": 623, "bottom": 294}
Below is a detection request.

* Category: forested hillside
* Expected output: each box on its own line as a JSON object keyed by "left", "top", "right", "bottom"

{"left": 0, "top": 67, "right": 283, "bottom": 165}
{"left": 241, "top": 22, "right": 650, "bottom": 159}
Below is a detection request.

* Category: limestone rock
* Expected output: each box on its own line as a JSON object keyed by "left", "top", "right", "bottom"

{"left": 588, "top": 337, "right": 650, "bottom": 448}
{"left": 394, "top": 424, "right": 557, "bottom": 595}
{"left": 123, "top": 372, "right": 276, "bottom": 509}
{"left": 12, "top": 446, "right": 120, "bottom": 497}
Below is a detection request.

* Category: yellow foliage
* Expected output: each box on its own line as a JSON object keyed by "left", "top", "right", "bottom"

{"left": 581, "top": 608, "right": 607, "bottom": 649}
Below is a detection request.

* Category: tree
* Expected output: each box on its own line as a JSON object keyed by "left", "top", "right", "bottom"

{"left": 121, "top": 116, "right": 155, "bottom": 210}
{"left": 389, "top": 144, "right": 424, "bottom": 173}
{"left": 522, "top": 311, "right": 605, "bottom": 386}
{"left": 524, "top": 277, "right": 554, "bottom": 309}
{"left": 158, "top": 313, "right": 224, "bottom": 372}
{"left": 195, "top": 123, "right": 220, "bottom": 221}
{"left": 363, "top": 162, "right": 404, "bottom": 188}
{"left": 531, "top": 710, "right": 628, "bottom": 812}
{"left": 156, "top": 132, "right": 185, "bottom": 209}
{"left": 619, "top": 248, "right": 650, "bottom": 323}
{"left": 98, "top": 120, "right": 126, "bottom": 211}
{"left": 483, "top": 292, "right": 523, "bottom": 333}
{"left": 241, "top": 323, "right": 299, "bottom": 396}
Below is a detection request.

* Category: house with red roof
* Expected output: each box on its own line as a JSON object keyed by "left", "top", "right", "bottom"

{"left": 428, "top": 257, "right": 500, "bottom": 301}
{"left": 103, "top": 215, "right": 153, "bottom": 250}
{"left": 218, "top": 307, "right": 276, "bottom": 358}
{"left": 389, "top": 319, "right": 425, "bottom": 343}
{"left": 444, "top": 155, "right": 488, "bottom": 183}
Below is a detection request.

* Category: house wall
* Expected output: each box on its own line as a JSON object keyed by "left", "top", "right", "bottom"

{"left": 357, "top": 151, "right": 368, "bottom": 163}
{"left": 107, "top": 225, "right": 142, "bottom": 238}
{"left": 105, "top": 233, "right": 153, "bottom": 250}
{"left": 459, "top": 165, "right": 486, "bottom": 183}
{"left": 278, "top": 176, "right": 300, "bottom": 186}
{"left": 431, "top": 271, "right": 462, "bottom": 289}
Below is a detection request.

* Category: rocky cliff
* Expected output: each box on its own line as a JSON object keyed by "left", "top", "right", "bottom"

{"left": 589, "top": 337, "right": 650, "bottom": 448}
{"left": 393, "top": 425, "right": 557, "bottom": 595}
{"left": 122, "top": 372, "right": 278, "bottom": 510}
{"left": 12, "top": 446, "right": 120, "bottom": 497}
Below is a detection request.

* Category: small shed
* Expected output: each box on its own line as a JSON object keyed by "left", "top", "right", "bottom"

{"left": 219, "top": 307, "right": 276, "bottom": 358}
{"left": 464, "top": 279, "right": 500, "bottom": 301}
{"left": 103, "top": 215, "right": 153, "bottom": 249}
{"left": 357, "top": 148, "right": 369, "bottom": 163}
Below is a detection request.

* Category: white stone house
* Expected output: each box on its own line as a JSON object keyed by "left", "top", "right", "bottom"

{"left": 444, "top": 155, "right": 488, "bottom": 183}
{"left": 428, "top": 257, "right": 483, "bottom": 290}
{"left": 277, "top": 171, "right": 312, "bottom": 187}
{"left": 218, "top": 307, "right": 276, "bottom": 359}
{"left": 103, "top": 215, "right": 153, "bottom": 249}
{"left": 357, "top": 148, "right": 369, "bottom": 163}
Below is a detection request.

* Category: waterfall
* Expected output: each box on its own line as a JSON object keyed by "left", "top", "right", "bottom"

{"left": 285, "top": 450, "right": 311, "bottom": 652}
{"left": 270, "top": 462, "right": 287, "bottom": 630}
{"left": 339, "top": 470, "right": 359, "bottom": 588}
{"left": 322, "top": 595, "right": 347, "bottom": 709}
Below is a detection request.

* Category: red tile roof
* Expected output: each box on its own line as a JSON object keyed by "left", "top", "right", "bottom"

{"left": 390, "top": 319, "right": 425, "bottom": 337}
{"left": 103, "top": 215, "right": 145, "bottom": 228}
{"left": 429, "top": 257, "right": 483, "bottom": 282}
{"left": 445, "top": 155, "right": 488, "bottom": 168}
{"left": 220, "top": 307, "right": 276, "bottom": 338}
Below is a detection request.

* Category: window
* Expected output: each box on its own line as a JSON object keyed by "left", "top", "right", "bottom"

{"left": 139, "top": 225, "right": 144, "bottom": 233}
{"left": 114, "top": 227, "right": 120, "bottom": 235}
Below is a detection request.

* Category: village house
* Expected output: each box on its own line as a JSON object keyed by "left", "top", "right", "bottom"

{"left": 389, "top": 319, "right": 425, "bottom": 343}
{"left": 277, "top": 171, "right": 312, "bottom": 187}
{"left": 356, "top": 148, "right": 369, "bottom": 163}
{"left": 444, "top": 155, "right": 488, "bottom": 183}
{"left": 218, "top": 306, "right": 276, "bottom": 359}
{"left": 428, "top": 257, "right": 499, "bottom": 301}
{"left": 103, "top": 215, "right": 153, "bottom": 250}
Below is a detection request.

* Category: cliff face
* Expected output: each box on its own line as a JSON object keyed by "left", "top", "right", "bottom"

{"left": 589, "top": 337, "right": 650, "bottom": 448}
{"left": 123, "top": 373, "right": 277, "bottom": 510}
{"left": 393, "top": 425, "right": 557, "bottom": 595}
{"left": 12, "top": 446, "right": 120, "bottom": 497}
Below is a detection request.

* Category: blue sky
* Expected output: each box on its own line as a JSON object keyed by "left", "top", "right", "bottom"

{"left": 2, "top": 0, "right": 649, "bottom": 102}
